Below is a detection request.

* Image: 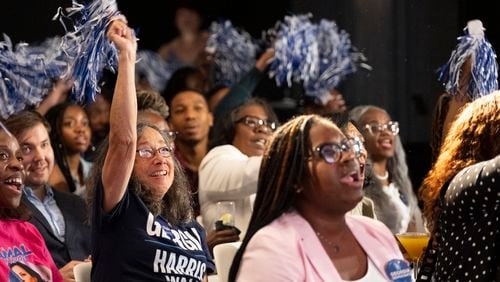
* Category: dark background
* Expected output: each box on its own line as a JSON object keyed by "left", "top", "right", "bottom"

{"left": 1, "top": 0, "right": 498, "bottom": 190}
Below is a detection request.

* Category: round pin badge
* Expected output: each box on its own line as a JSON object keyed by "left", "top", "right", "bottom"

{"left": 385, "top": 259, "right": 412, "bottom": 282}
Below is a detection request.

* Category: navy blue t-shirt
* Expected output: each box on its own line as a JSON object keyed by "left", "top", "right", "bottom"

{"left": 91, "top": 180, "right": 214, "bottom": 282}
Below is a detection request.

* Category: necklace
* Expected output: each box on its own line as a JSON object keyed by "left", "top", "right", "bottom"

{"left": 316, "top": 231, "right": 343, "bottom": 254}
{"left": 374, "top": 170, "right": 389, "bottom": 180}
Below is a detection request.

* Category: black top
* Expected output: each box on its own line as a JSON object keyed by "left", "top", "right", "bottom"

{"left": 91, "top": 180, "right": 214, "bottom": 282}
{"left": 433, "top": 155, "right": 500, "bottom": 281}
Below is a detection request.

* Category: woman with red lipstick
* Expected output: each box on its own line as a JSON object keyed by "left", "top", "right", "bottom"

{"left": 229, "top": 115, "right": 408, "bottom": 281}
{"left": 46, "top": 102, "right": 93, "bottom": 197}
{"left": 0, "top": 123, "right": 63, "bottom": 281}
{"left": 350, "top": 105, "right": 423, "bottom": 234}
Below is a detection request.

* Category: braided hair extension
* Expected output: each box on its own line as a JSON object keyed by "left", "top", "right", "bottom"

{"left": 45, "top": 102, "right": 79, "bottom": 193}
{"left": 228, "top": 114, "right": 336, "bottom": 281}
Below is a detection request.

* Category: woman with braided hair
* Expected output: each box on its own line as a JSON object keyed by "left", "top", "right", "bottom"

{"left": 46, "top": 102, "right": 93, "bottom": 197}
{"left": 229, "top": 114, "right": 408, "bottom": 281}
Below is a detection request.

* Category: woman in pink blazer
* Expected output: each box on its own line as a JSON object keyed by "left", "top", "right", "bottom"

{"left": 229, "top": 115, "right": 410, "bottom": 281}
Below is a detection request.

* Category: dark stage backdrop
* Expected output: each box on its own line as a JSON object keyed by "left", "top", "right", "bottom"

{"left": 1, "top": 0, "right": 498, "bottom": 190}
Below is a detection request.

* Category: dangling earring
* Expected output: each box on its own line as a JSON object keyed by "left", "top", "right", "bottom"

{"left": 295, "top": 187, "right": 304, "bottom": 194}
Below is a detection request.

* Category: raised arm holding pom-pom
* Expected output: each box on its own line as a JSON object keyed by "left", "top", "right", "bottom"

{"left": 101, "top": 18, "right": 137, "bottom": 213}
{"left": 89, "top": 18, "right": 213, "bottom": 282}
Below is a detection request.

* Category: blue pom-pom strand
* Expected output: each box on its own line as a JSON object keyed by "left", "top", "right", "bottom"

{"left": 267, "top": 14, "right": 370, "bottom": 105}
{"left": 0, "top": 35, "right": 68, "bottom": 119}
{"left": 135, "top": 50, "right": 175, "bottom": 93}
{"left": 438, "top": 20, "right": 498, "bottom": 100}
{"left": 304, "top": 19, "right": 370, "bottom": 104}
{"left": 206, "top": 20, "right": 259, "bottom": 86}
{"left": 268, "top": 14, "right": 319, "bottom": 88}
{"left": 57, "top": 0, "right": 121, "bottom": 104}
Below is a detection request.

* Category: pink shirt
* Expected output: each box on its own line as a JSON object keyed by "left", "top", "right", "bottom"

{"left": 238, "top": 211, "right": 405, "bottom": 281}
{"left": 0, "top": 219, "right": 63, "bottom": 282}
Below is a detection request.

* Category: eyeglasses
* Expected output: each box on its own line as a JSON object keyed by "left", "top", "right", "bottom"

{"left": 136, "top": 146, "right": 172, "bottom": 159}
{"left": 235, "top": 116, "right": 277, "bottom": 131}
{"left": 312, "top": 138, "right": 363, "bottom": 164}
{"left": 364, "top": 121, "right": 399, "bottom": 136}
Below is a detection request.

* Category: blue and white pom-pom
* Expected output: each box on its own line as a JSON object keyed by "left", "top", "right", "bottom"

{"left": 304, "top": 19, "right": 370, "bottom": 105}
{"left": 438, "top": 20, "right": 498, "bottom": 100}
{"left": 0, "top": 35, "right": 67, "bottom": 119}
{"left": 135, "top": 50, "right": 174, "bottom": 92}
{"left": 268, "top": 14, "right": 319, "bottom": 88}
{"left": 19, "top": 36, "right": 68, "bottom": 79}
{"left": 57, "top": 0, "right": 121, "bottom": 104}
{"left": 206, "top": 20, "right": 259, "bottom": 86}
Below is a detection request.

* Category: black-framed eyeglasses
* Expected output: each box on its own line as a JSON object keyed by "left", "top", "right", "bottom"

{"left": 312, "top": 138, "right": 363, "bottom": 164}
{"left": 364, "top": 121, "right": 399, "bottom": 136}
{"left": 136, "top": 146, "right": 173, "bottom": 159}
{"left": 235, "top": 116, "right": 277, "bottom": 131}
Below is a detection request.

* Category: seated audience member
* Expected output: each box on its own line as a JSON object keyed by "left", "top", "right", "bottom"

{"left": 330, "top": 112, "right": 376, "bottom": 219}
{"left": 85, "top": 93, "right": 111, "bottom": 160}
{"left": 350, "top": 105, "right": 424, "bottom": 233}
{"left": 162, "top": 66, "right": 208, "bottom": 105}
{"left": 85, "top": 69, "right": 116, "bottom": 161}
{"left": 199, "top": 98, "right": 278, "bottom": 238}
{"left": 418, "top": 92, "right": 500, "bottom": 281}
{"left": 295, "top": 80, "right": 375, "bottom": 218}
{"left": 137, "top": 90, "right": 171, "bottom": 132}
{"left": 4, "top": 111, "right": 91, "bottom": 281}
{"left": 165, "top": 88, "right": 213, "bottom": 217}
{"left": 0, "top": 122, "right": 63, "bottom": 281}
{"left": 229, "top": 115, "right": 408, "bottom": 281}
{"left": 157, "top": 1, "right": 209, "bottom": 68}
{"left": 87, "top": 19, "right": 213, "bottom": 281}
{"left": 163, "top": 81, "right": 239, "bottom": 254}
{"left": 45, "top": 102, "right": 93, "bottom": 197}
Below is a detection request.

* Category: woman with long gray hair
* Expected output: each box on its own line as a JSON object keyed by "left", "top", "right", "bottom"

{"left": 229, "top": 115, "right": 408, "bottom": 281}
{"left": 87, "top": 18, "right": 213, "bottom": 281}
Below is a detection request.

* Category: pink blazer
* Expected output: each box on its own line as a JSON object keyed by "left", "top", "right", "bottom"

{"left": 237, "top": 211, "right": 405, "bottom": 281}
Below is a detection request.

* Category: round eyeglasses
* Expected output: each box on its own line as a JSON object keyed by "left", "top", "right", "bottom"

{"left": 235, "top": 116, "right": 277, "bottom": 131}
{"left": 312, "top": 138, "right": 363, "bottom": 164}
{"left": 364, "top": 121, "right": 399, "bottom": 136}
{"left": 136, "top": 146, "right": 173, "bottom": 159}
